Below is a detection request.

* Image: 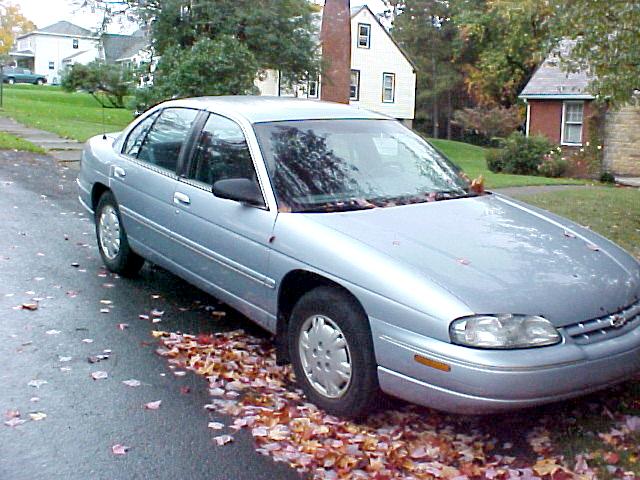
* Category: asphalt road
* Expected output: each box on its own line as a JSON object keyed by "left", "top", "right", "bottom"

{"left": 0, "top": 151, "right": 301, "bottom": 480}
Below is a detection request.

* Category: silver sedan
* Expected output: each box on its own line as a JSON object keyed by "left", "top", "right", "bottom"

{"left": 77, "top": 97, "right": 640, "bottom": 417}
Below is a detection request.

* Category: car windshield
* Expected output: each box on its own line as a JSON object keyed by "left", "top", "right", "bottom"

{"left": 253, "top": 119, "right": 471, "bottom": 212}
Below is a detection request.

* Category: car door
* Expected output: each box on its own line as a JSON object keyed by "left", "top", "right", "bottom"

{"left": 172, "top": 112, "right": 277, "bottom": 325}
{"left": 109, "top": 107, "right": 200, "bottom": 262}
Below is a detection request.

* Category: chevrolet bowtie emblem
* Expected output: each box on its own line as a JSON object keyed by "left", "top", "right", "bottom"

{"left": 609, "top": 314, "right": 628, "bottom": 328}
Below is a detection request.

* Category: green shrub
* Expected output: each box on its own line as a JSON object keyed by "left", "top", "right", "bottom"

{"left": 537, "top": 153, "right": 568, "bottom": 177}
{"left": 486, "top": 133, "right": 556, "bottom": 175}
{"left": 600, "top": 171, "right": 616, "bottom": 183}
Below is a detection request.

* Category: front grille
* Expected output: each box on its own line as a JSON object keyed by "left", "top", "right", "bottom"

{"left": 564, "top": 300, "right": 640, "bottom": 345}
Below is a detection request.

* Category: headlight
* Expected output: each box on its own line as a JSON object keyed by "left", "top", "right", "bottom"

{"left": 449, "top": 314, "right": 561, "bottom": 349}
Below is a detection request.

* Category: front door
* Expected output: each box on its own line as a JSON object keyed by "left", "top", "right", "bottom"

{"left": 109, "top": 107, "right": 200, "bottom": 261}
{"left": 172, "top": 113, "right": 277, "bottom": 325}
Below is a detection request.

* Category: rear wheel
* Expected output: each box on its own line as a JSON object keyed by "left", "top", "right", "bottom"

{"left": 288, "top": 286, "right": 380, "bottom": 418}
{"left": 7, "top": 78, "right": 15, "bottom": 85}
{"left": 95, "top": 191, "right": 144, "bottom": 277}
{"left": 36, "top": 78, "right": 44, "bottom": 85}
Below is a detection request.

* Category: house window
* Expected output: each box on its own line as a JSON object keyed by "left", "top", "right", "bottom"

{"left": 562, "top": 101, "right": 584, "bottom": 145}
{"left": 308, "top": 76, "right": 319, "bottom": 98}
{"left": 350, "top": 70, "right": 360, "bottom": 101}
{"left": 48, "top": 61, "right": 55, "bottom": 70}
{"left": 72, "top": 39, "right": 79, "bottom": 49}
{"left": 382, "top": 73, "right": 395, "bottom": 103}
{"left": 357, "top": 23, "right": 371, "bottom": 48}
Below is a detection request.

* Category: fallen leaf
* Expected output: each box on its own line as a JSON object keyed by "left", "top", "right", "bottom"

{"left": 58, "top": 356, "right": 72, "bottom": 362}
{"left": 138, "top": 314, "right": 149, "bottom": 321}
{"left": 117, "top": 323, "right": 129, "bottom": 330}
{"left": 29, "top": 412, "right": 47, "bottom": 421}
{"left": 180, "top": 386, "right": 191, "bottom": 394}
{"left": 122, "top": 379, "right": 141, "bottom": 387}
{"left": 144, "top": 400, "right": 161, "bottom": 410}
{"left": 100, "top": 308, "right": 110, "bottom": 314}
{"left": 28, "top": 379, "right": 47, "bottom": 388}
{"left": 587, "top": 243, "right": 600, "bottom": 251}
{"left": 91, "top": 371, "right": 108, "bottom": 380}
{"left": 4, "top": 418, "right": 26, "bottom": 427}
{"left": 213, "top": 435, "right": 233, "bottom": 446}
{"left": 208, "top": 422, "right": 225, "bottom": 430}
{"left": 21, "top": 303, "right": 38, "bottom": 311}
{"left": 81, "top": 338, "right": 94, "bottom": 343}
{"left": 111, "top": 444, "right": 129, "bottom": 455}
{"left": 45, "top": 329, "right": 61, "bottom": 335}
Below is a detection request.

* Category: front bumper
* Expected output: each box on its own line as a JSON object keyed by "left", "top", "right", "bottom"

{"left": 372, "top": 317, "right": 640, "bottom": 414}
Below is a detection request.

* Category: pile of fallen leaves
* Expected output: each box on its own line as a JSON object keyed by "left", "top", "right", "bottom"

{"left": 152, "top": 329, "right": 638, "bottom": 479}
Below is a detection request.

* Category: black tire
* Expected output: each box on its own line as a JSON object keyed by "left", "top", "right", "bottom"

{"left": 36, "top": 78, "right": 44, "bottom": 85}
{"left": 95, "top": 190, "right": 144, "bottom": 277}
{"left": 7, "top": 78, "right": 15, "bottom": 85}
{"left": 288, "top": 286, "right": 380, "bottom": 418}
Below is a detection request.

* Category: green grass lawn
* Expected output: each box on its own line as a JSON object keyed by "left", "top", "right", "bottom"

{"left": 430, "top": 138, "right": 589, "bottom": 189}
{"left": 513, "top": 187, "right": 640, "bottom": 259}
{"left": 0, "top": 84, "right": 133, "bottom": 142}
{"left": 0, "top": 131, "right": 45, "bottom": 153}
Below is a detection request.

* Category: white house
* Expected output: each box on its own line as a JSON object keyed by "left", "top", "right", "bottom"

{"left": 9, "top": 21, "right": 149, "bottom": 84}
{"left": 10, "top": 21, "right": 100, "bottom": 84}
{"left": 254, "top": 5, "right": 417, "bottom": 126}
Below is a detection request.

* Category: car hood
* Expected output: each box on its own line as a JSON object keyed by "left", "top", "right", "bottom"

{"left": 306, "top": 194, "right": 640, "bottom": 326}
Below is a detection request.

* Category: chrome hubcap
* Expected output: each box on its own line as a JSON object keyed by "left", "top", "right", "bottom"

{"left": 298, "top": 314, "right": 352, "bottom": 399}
{"left": 98, "top": 206, "right": 121, "bottom": 260}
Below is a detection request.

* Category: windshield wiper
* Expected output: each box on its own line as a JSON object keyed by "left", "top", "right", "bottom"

{"left": 295, "top": 200, "right": 376, "bottom": 213}
{"left": 433, "top": 190, "right": 479, "bottom": 201}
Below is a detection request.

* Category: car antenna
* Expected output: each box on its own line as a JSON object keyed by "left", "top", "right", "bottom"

{"left": 102, "top": 97, "right": 107, "bottom": 140}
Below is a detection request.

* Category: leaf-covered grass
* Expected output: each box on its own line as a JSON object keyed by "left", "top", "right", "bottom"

{"left": 0, "top": 84, "right": 133, "bottom": 142}
{"left": 429, "top": 138, "right": 589, "bottom": 189}
{"left": 514, "top": 187, "right": 640, "bottom": 259}
{"left": 0, "top": 131, "right": 45, "bottom": 153}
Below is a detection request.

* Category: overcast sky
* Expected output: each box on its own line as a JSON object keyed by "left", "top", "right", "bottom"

{"left": 10, "top": 0, "right": 387, "bottom": 33}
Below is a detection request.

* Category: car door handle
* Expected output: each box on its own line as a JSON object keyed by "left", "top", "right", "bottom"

{"left": 113, "top": 166, "right": 126, "bottom": 178}
{"left": 174, "top": 192, "right": 191, "bottom": 205}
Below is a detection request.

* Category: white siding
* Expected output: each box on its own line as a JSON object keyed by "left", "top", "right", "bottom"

{"left": 30, "top": 34, "right": 100, "bottom": 84}
{"left": 349, "top": 8, "right": 415, "bottom": 120}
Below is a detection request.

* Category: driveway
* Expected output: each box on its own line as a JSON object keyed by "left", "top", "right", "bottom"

{"left": 1, "top": 151, "right": 638, "bottom": 480}
{"left": 0, "top": 151, "right": 299, "bottom": 480}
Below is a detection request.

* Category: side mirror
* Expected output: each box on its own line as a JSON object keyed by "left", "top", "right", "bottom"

{"left": 212, "top": 178, "right": 265, "bottom": 207}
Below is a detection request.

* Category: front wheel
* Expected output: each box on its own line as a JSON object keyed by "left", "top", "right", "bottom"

{"left": 288, "top": 286, "right": 380, "bottom": 418}
{"left": 95, "top": 191, "right": 144, "bottom": 277}
{"left": 36, "top": 78, "right": 44, "bottom": 85}
{"left": 7, "top": 78, "right": 15, "bottom": 85}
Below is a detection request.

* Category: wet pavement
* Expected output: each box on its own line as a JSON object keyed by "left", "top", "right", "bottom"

{"left": 0, "top": 151, "right": 300, "bottom": 479}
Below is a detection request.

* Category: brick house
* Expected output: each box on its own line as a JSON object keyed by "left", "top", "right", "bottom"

{"left": 519, "top": 41, "right": 640, "bottom": 177}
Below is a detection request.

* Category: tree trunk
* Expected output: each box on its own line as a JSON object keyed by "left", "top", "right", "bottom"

{"left": 431, "top": 54, "right": 438, "bottom": 138}
{"left": 446, "top": 90, "right": 452, "bottom": 140}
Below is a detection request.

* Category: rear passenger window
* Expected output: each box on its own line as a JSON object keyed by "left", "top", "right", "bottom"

{"left": 190, "top": 114, "right": 256, "bottom": 185}
{"left": 123, "top": 112, "right": 159, "bottom": 157}
{"left": 137, "top": 108, "right": 199, "bottom": 172}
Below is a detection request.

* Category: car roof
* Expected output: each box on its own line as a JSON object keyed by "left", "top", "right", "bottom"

{"left": 160, "top": 96, "right": 390, "bottom": 124}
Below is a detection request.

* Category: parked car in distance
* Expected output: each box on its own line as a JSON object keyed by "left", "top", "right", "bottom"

{"left": 77, "top": 97, "right": 640, "bottom": 418}
{"left": 2, "top": 66, "right": 47, "bottom": 85}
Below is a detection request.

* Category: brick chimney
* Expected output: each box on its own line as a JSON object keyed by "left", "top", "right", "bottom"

{"left": 320, "top": 0, "right": 351, "bottom": 104}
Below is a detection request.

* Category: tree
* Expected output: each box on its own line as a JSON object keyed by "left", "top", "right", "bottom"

{"left": 550, "top": 0, "right": 640, "bottom": 106}
{"left": 392, "top": 0, "right": 464, "bottom": 138}
{"left": 81, "top": 0, "right": 319, "bottom": 108}
{"left": 136, "top": 36, "right": 258, "bottom": 109}
{"left": 0, "top": 2, "right": 36, "bottom": 56}
{"left": 450, "top": 0, "right": 553, "bottom": 107}
{"left": 62, "top": 61, "right": 132, "bottom": 108}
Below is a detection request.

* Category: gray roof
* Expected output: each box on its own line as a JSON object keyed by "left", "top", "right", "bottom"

{"left": 102, "top": 34, "right": 148, "bottom": 62}
{"left": 164, "top": 96, "right": 388, "bottom": 123}
{"left": 36, "top": 21, "right": 94, "bottom": 37}
{"left": 520, "top": 40, "right": 595, "bottom": 99}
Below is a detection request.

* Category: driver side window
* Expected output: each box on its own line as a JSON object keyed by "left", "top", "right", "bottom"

{"left": 190, "top": 114, "right": 257, "bottom": 186}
